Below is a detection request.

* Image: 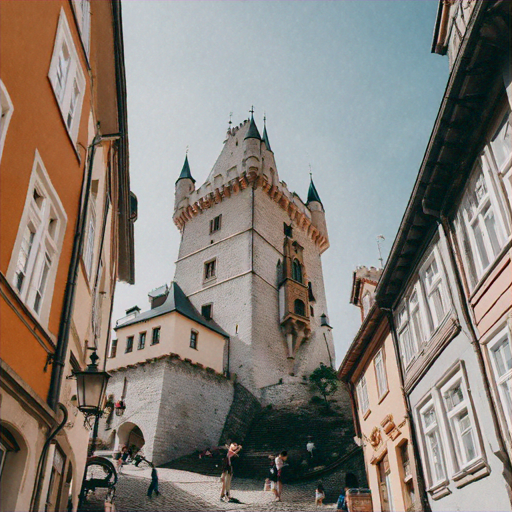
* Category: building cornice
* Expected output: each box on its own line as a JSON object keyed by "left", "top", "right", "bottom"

{"left": 173, "top": 171, "right": 329, "bottom": 252}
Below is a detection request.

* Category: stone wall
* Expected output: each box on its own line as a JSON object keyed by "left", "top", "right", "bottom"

{"left": 219, "top": 382, "right": 262, "bottom": 445}
{"left": 98, "top": 356, "right": 234, "bottom": 465}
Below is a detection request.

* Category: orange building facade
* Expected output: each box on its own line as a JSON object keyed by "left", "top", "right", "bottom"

{"left": 0, "top": 2, "right": 135, "bottom": 511}
{"left": 339, "top": 268, "right": 425, "bottom": 512}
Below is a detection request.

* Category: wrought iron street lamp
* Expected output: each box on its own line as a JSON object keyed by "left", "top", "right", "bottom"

{"left": 73, "top": 349, "right": 110, "bottom": 423}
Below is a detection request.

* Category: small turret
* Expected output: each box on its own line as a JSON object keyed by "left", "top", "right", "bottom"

{"left": 307, "top": 177, "right": 329, "bottom": 248}
{"left": 243, "top": 109, "right": 262, "bottom": 174}
{"left": 174, "top": 154, "right": 195, "bottom": 219}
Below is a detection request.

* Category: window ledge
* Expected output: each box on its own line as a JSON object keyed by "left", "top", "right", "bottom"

{"left": 362, "top": 409, "right": 371, "bottom": 420}
{"left": 377, "top": 389, "right": 390, "bottom": 405}
{"left": 452, "top": 458, "right": 490, "bottom": 488}
{"left": 427, "top": 480, "right": 451, "bottom": 500}
{"left": 203, "top": 277, "right": 217, "bottom": 285}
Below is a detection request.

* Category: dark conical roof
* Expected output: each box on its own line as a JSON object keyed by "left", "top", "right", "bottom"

{"left": 244, "top": 115, "right": 261, "bottom": 140}
{"left": 262, "top": 125, "right": 272, "bottom": 152}
{"left": 307, "top": 178, "right": 323, "bottom": 206}
{"left": 176, "top": 155, "right": 195, "bottom": 184}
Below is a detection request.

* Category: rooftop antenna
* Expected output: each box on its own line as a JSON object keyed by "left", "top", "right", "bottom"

{"left": 377, "top": 235, "right": 385, "bottom": 268}
{"left": 228, "top": 112, "right": 233, "bottom": 128}
{"left": 249, "top": 105, "right": 255, "bottom": 117}
{"left": 186, "top": 145, "right": 189, "bottom": 155}
{"left": 309, "top": 163, "right": 313, "bottom": 179}
{"left": 263, "top": 112, "right": 266, "bottom": 126}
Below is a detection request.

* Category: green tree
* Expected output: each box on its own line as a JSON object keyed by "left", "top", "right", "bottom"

{"left": 309, "top": 363, "right": 339, "bottom": 408}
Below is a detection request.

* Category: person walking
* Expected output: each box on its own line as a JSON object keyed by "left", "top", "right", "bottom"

{"left": 272, "top": 451, "right": 288, "bottom": 502}
{"left": 147, "top": 464, "right": 160, "bottom": 498}
{"left": 220, "top": 442, "right": 242, "bottom": 502}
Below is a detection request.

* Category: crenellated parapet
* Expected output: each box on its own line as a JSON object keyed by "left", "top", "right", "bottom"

{"left": 173, "top": 116, "right": 329, "bottom": 253}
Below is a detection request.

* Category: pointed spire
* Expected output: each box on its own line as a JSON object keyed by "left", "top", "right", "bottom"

{"left": 176, "top": 154, "right": 195, "bottom": 184}
{"left": 307, "top": 176, "right": 323, "bottom": 206}
{"left": 244, "top": 106, "right": 261, "bottom": 140}
{"left": 262, "top": 114, "right": 272, "bottom": 152}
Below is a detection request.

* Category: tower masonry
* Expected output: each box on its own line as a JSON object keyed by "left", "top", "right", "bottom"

{"left": 173, "top": 116, "right": 334, "bottom": 402}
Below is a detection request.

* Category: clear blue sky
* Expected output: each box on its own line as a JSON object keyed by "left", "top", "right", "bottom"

{"left": 114, "top": 0, "right": 449, "bottom": 364}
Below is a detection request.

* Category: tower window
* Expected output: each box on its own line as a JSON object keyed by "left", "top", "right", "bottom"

{"left": 292, "top": 259, "right": 303, "bottom": 283}
{"left": 294, "top": 299, "right": 306, "bottom": 317}
{"left": 201, "top": 304, "right": 212, "bottom": 320}
{"left": 308, "top": 282, "right": 316, "bottom": 302}
{"left": 284, "top": 223, "right": 293, "bottom": 238}
{"left": 204, "top": 259, "right": 216, "bottom": 280}
{"left": 210, "top": 215, "right": 222, "bottom": 234}
{"left": 190, "top": 330, "right": 198, "bottom": 350}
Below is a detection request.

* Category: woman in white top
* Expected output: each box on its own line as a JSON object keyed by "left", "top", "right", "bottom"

{"left": 272, "top": 451, "right": 288, "bottom": 502}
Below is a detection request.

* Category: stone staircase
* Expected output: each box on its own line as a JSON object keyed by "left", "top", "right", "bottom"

{"left": 235, "top": 402, "right": 357, "bottom": 481}
{"left": 163, "top": 399, "right": 361, "bottom": 484}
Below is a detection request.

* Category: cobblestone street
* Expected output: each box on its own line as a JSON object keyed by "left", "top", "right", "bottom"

{"left": 80, "top": 465, "right": 339, "bottom": 512}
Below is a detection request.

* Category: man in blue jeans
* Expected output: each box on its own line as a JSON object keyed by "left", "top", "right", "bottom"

{"left": 147, "top": 464, "right": 160, "bottom": 498}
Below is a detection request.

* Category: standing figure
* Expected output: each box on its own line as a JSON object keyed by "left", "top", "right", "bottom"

{"left": 147, "top": 464, "right": 160, "bottom": 498}
{"left": 306, "top": 439, "right": 316, "bottom": 459}
{"left": 220, "top": 442, "right": 242, "bottom": 502}
{"left": 272, "top": 451, "right": 288, "bottom": 502}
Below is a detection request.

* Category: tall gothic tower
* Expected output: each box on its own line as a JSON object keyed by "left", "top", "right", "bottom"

{"left": 173, "top": 115, "right": 334, "bottom": 398}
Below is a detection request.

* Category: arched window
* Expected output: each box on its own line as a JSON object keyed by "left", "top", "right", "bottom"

{"left": 276, "top": 260, "right": 282, "bottom": 285}
{"left": 292, "top": 259, "right": 303, "bottom": 283}
{"left": 294, "top": 299, "right": 305, "bottom": 317}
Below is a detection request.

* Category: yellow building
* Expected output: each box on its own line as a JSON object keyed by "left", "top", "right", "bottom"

{"left": 98, "top": 282, "right": 231, "bottom": 465}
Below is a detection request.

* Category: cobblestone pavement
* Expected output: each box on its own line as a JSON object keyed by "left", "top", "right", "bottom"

{"left": 80, "top": 465, "right": 339, "bottom": 512}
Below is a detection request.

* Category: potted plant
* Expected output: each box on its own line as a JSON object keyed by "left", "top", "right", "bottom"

{"left": 114, "top": 399, "right": 126, "bottom": 416}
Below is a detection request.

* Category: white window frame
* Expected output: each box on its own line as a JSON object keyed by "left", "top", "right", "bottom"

{"left": 487, "top": 325, "right": 512, "bottom": 434}
{"left": 374, "top": 348, "right": 388, "bottom": 399}
{"left": 7, "top": 151, "right": 67, "bottom": 326}
{"left": 417, "top": 397, "right": 448, "bottom": 488}
{"left": 356, "top": 374, "right": 370, "bottom": 416}
{"left": 72, "top": 0, "right": 91, "bottom": 56}
{"left": 440, "top": 371, "right": 481, "bottom": 470}
{"left": 456, "top": 157, "right": 510, "bottom": 290}
{"left": 415, "top": 363, "right": 486, "bottom": 491}
{"left": 83, "top": 196, "right": 96, "bottom": 278}
{"left": 395, "top": 243, "right": 450, "bottom": 370}
{"left": 48, "top": 8, "right": 86, "bottom": 143}
{"left": 0, "top": 80, "right": 14, "bottom": 162}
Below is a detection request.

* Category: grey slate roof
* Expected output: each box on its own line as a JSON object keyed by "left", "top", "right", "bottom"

{"left": 244, "top": 115, "right": 261, "bottom": 140}
{"left": 262, "top": 126, "right": 272, "bottom": 152}
{"left": 176, "top": 155, "right": 195, "bottom": 184}
{"left": 307, "top": 178, "right": 323, "bottom": 206}
{"left": 115, "top": 281, "right": 229, "bottom": 337}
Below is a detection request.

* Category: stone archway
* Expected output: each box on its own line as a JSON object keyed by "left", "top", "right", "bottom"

{"left": 116, "top": 422, "right": 145, "bottom": 456}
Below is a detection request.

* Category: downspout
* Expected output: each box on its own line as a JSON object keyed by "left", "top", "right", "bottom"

{"left": 47, "top": 133, "right": 102, "bottom": 411}
{"left": 30, "top": 403, "right": 68, "bottom": 512}
{"left": 439, "top": 215, "right": 512, "bottom": 474}
{"left": 435, "top": 1, "right": 452, "bottom": 54}
{"left": 382, "top": 309, "right": 431, "bottom": 512}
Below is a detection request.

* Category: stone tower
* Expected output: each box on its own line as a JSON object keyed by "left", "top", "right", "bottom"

{"left": 173, "top": 115, "right": 334, "bottom": 400}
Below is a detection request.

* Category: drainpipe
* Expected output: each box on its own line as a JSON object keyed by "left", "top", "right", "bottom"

{"left": 382, "top": 309, "right": 431, "bottom": 512}
{"left": 30, "top": 403, "right": 68, "bottom": 512}
{"left": 439, "top": 215, "right": 512, "bottom": 475}
{"left": 435, "top": 1, "right": 452, "bottom": 54}
{"left": 47, "top": 133, "right": 120, "bottom": 411}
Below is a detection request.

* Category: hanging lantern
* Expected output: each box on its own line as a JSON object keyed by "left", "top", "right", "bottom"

{"left": 73, "top": 349, "right": 110, "bottom": 417}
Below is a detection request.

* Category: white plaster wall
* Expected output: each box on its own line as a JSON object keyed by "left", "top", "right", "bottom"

{"left": 99, "top": 359, "right": 233, "bottom": 465}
